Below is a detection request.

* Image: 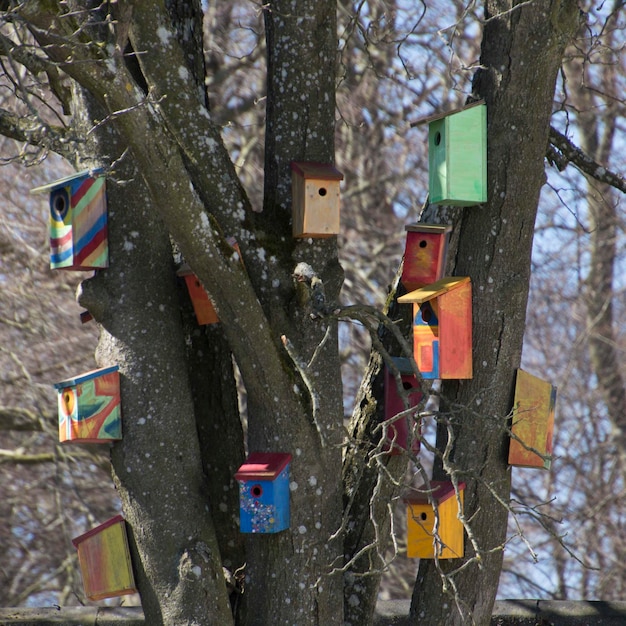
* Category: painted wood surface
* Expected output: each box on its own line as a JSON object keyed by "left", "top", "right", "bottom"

{"left": 291, "top": 161, "right": 343, "bottom": 237}
{"left": 54, "top": 366, "right": 121, "bottom": 443}
{"left": 72, "top": 515, "right": 137, "bottom": 601}
{"left": 177, "top": 265, "right": 219, "bottom": 325}
{"left": 508, "top": 369, "right": 557, "bottom": 469}
{"left": 32, "top": 169, "right": 108, "bottom": 270}
{"left": 401, "top": 224, "right": 452, "bottom": 292}
{"left": 428, "top": 103, "right": 487, "bottom": 206}
{"left": 405, "top": 481, "right": 465, "bottom": 559}
{"left": 235, "top": 452, "right": 292, "bottom": 533}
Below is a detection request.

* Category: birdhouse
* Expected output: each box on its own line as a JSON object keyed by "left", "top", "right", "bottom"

{"left": 72, "top": 515, "right": 137, "bottom": 601}
{"left": 291, "top": 161, "right": 343, "bottom": 238}
{"left": 383, "top": 357, "right": 423, "bottom": 455}
{"left": 54, "top": 365, "right": 121, "bottom": 444}
{"left": 427, "top": 102, "right": 487, "bottom": 206}
{"left": 177, "top": 264, "right": 219, "bottom": 325}
{"left": 508, "top": 369, "right": 557, "bottom": 469}
{"left": 235, "top": 452, "right": 292, "bottom": 534}
{"left": 401, "top": 224, "right": 452, "bottom": 292}
{"left": 31, "top": 169, "right": 108, "bottom": 270}
{"left": 405, "top": 481, "right": 465, "bottom": 559}
{"left": 397, "top": 277, "right": 472, "bottom": 380}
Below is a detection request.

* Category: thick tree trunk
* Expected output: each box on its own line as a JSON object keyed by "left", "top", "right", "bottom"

{"left": 409, "top": 2, "right": 581, "bottom": 624}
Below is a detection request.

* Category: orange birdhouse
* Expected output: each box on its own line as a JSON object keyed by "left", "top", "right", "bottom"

{"left": 72, "top": 515, "right": 137, "bottom": 601}
{"left": 405, "top": 480, "right": 465, "bottom": 559}
{"left": 401, "top": 224, "right": 452, "bottom": 293}
{"left": 508, "top": 369, "right": 557, "bottom": 469}
{"left": 177, "top": 264, "right": 219, "bottom": 325}
{"left": 291, "top": 161, "right": 343, "bottom": 237}
{"left": 397, "top": 277, "right": 472, "bottom": 380}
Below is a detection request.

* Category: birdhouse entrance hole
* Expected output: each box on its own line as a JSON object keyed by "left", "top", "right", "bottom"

{"left": 419, "top": 239, "right": 428, "bottom": 248}
{"left": 318, "top": 187, "right": 327, "bottom": 196}
{"left": 434, "top": 132, "right": 441, "bottom": 146}
{"left": 52, "top": 191, "right": 69, "bottom": 220}
{"left": 251, "top": 484, "right": 263, "bottom": 497}
{"left": 420, "top": 512, "right": 428, "bottom": 521}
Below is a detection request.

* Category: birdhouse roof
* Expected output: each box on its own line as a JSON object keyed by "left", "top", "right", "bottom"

{"left": 410, "top": 100, "right": 485, "bottom": 127}
{"left": 235, "top": 452, "right": 292, "bottom": 481}
{"left": 290, "top": 161, "right": 344, "bottom": 181}
{"left": 397, "top": 276, "right": 470, "bottom": 305}
{"left": 71, "top": 515, "right": 126, "bottom": 548}
{"left": 405, "top": 223, "right": 452, "bottom": 235}
{"left": 403, "top": 480, "right": 465, "bottom": 505}
{"left": 54, "top": 365, "right": 119, "bottom": 389}
{"left": 30, "top": 168, "right": 105, "bottom": 195}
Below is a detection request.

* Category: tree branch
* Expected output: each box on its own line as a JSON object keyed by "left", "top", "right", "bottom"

{"left": 0, "top": 406, "right": 44, "bottom": 431}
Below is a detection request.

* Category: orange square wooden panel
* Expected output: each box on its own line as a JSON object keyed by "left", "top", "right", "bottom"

{"left": 72, "top": 515, "right": 137, "bottom": 601}
{"left": 405, "top": 480, "right": 465, "bottom": 559}
{"left": 508, "top": 369, "right": 557, "bottom": 469}
{"left": 398, "top": 276, "right": 472, "bottom": 379}
{"left": 291, "top": 161, "right": 343, "bottom": 238}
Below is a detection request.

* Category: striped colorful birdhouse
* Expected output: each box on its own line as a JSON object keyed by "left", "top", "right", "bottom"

{"left": 291, "top": 161, "right": 343, "bottom": 238}
{"left": 31, "top": 169, "right": 108, "bottom": 270}
{"left": 383, "top": 357, "right": 423, "bottom": 455}
{"left": 508, "top": 369, "right": 557, "bottom": 470}
{"left": 235, "top": 452, "right": 292, "bottom": 534}
{"left": 401, "top": 224, "right": 452, "bottom": 292}
{"left": 398, "top": 277, "right": 473, "bottom": 380}
{"left": 54, "top": 366, "right": 121, "bottom": 443}
{"left": 177, "top": 264, "right": 219, "bottom": 325}
{"left": 72, "top": 515, "right": 137, "bottom": 601}
{"left": 426, "top": 101, "right": 487, "bottom": 206}
{"left": 405, "top": 480, "right": 465, "bottom": 559}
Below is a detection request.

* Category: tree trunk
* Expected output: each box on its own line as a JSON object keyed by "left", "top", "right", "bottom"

{"left": 410, "top": 2, "right": 581, "bottom": 624}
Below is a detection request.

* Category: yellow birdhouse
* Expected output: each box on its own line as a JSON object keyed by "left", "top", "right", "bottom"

{"left": 405, "top": 480, "right": 465, "bottom": 559}
{"left": 508, "top": 369, "right": 557, "bottom": 469}
{"left": 291, "top": 161, "right": 343, "bottom": 237}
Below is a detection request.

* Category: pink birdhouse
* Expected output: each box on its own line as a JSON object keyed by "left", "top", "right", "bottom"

{"left": 401, "top": 224, "right": 452, "bottom": 292}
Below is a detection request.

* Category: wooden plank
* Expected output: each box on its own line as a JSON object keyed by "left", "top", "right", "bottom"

{"left": 438, "top": 280, "right": 473, "bottom": 379}
{"left": 397, "top": 276, "right": 470, "bottom": 305}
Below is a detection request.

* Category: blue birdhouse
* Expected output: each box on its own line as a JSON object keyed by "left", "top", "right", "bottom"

{"left": 235, "top": 452, "right": 292, "bottom": 534}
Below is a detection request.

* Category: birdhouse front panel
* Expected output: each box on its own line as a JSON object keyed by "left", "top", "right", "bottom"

{"left": 32, "top": 170, "right": 108, "bottom": 270}
{"left": 177, "top": 266, "right": 219, "bottom": 325}
{"left": 291, "top": 161, "right": 343, "bottom": 238}
{"left": 508, "top": 369, "right": 557, "bottom": 469}
{"left": 72, "top": 515, "right": 137, "bottom": 601}
{"left": 54, "top": 366, "right": 121, "bottom": 444}
{"left": 384, "top": 358, "right": 423, "bottom": 455}
{"left": 405, "top": 481, "right": 465, "bottom": 559}
{"left": 235, "top": 452, "right": 292, "bottom": 533}
{"left": 429, "top": 103, "right": 487, "bottom": 206}
{"left": 398, "top": 277, "right": 473, "bottom": 379}
{"left": 401, "top": 224, "right": 452, "bottom": 292}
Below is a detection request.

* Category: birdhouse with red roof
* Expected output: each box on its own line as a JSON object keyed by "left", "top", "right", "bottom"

{"left": 383, "top": 357, "right": 423, "bottom": 455}
{"left": 31, "top": 169, "right": 108, "bottom": 270}
{"left": 401, "top": 224, "right": 452, "bottom": 292}
{"left": 508, "top": 369, "right": 557, "bottom": 470}
{"left": 72, "top": 515, "right": 136, "bottom": 601}
{"left": 235, "top": 452, "right": 292, "bottom": 533}
{"left": 54, "top": 366, "right": 121, "bottom": 443}
{"left": 398, "top": 276, "right": 472, "bottom": 380}
{"left": 291, "top": 161, "right": 343, "bottom": 237}
{"left": 405, "top": 480, "right": 465, "bottom": 559}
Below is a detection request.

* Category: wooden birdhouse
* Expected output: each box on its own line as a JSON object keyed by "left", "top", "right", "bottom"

{"left": 235, "top": 452, "right": 292, "bottom": 533}
{"left": 508, "top": 369, "right": 557, "bottom": 469}
{"left": 383, "top": 357, "right": 423, "bottom": 455}
{"left": 401, "top": 224, "right": 452, "bottom": 292}
{"left": 31, "top": 169, "right": 108, "bottom": 270}
{"left": 54, "top": 366, "right": 121, "bottom": 444}
{"left": 177, "top": 264, "right": 219, "bottom": 325}
{"left": 397, "top": 277, "right": 472, "bottom": 380}
{"left": 291, "top": 161, "right": 343, "bottom": 238}
{"left": 405, "top": 480, "right": 465, "bottom": 559}
{"left": 72, "top": 515, "right": 137, "bottom": 601}
{"left": 427, "top": 102, "right": 487, "bottom": 206}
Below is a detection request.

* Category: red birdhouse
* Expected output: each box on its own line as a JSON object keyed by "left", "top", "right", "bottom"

{"left": 401, "top": 224, "right": 452, "bottom": 292}
{"left": 177, "top": 264, "right": 219, "bottom": 325}
{"left": 398, "top": 277, "right": 472, "bottom": 380}
{"left": 383, "top": 357, "right": 423, "bottom": 455}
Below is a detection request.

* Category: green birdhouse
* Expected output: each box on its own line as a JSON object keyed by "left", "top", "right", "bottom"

{"left": 427, "top": 101, "right": 487, "bottom": 206}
